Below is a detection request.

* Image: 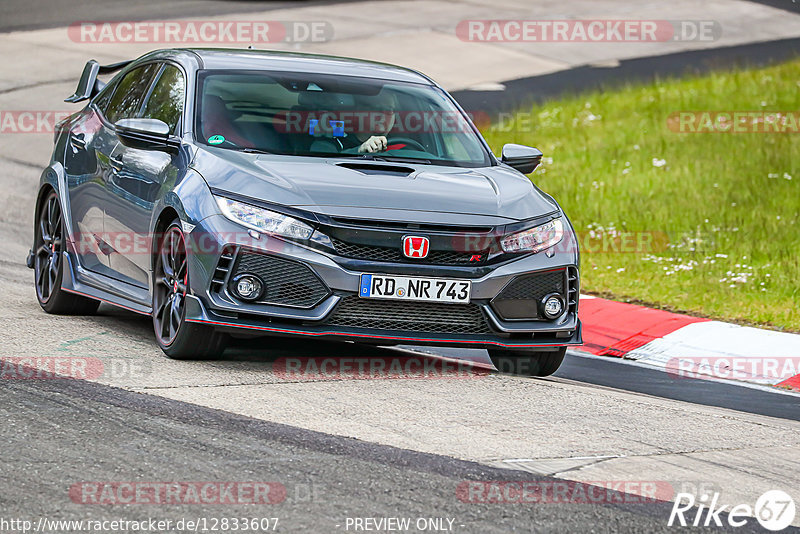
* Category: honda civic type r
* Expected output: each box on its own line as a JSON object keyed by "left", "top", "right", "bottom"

{"left": 28, "top": 49, "right": 581, "bottom": 376}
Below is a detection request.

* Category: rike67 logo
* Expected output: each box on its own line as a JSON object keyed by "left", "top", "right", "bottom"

{"left": 669, "top": 490, "right": 795, "bottom": 531}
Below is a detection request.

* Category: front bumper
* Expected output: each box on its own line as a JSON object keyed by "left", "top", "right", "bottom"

{"left": 184, "top": 214, "right": 582, "bottom": 350}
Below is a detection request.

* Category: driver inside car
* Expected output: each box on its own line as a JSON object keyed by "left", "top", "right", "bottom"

{"left": 310, "top": 91, "right": 399, "bottom": 154}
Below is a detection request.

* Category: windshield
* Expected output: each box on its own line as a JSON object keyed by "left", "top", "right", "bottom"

{"left": 194, "top": 70, "right": 492, "bottom": 167}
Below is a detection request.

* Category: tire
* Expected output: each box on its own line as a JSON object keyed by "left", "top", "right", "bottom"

{"left": 152, "top": 220, "right": 227, "bottom": 360}
{"left": 488, "top": 346, "right": 567, "bottom": 377}
{"left": 34, "top": 190, "right": 100, "bottom": 315}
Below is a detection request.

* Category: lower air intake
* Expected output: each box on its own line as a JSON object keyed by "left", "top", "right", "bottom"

{"left": 230, "top": 250, "right": 330, "bottom": 308}
{"left": 324, "top": 296, "right": 493, "bottom": 335}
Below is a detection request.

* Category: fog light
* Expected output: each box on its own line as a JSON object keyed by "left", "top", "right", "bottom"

{"left": 232, "top": 274, "right": 263, "bottom": 301}
{"left": 541, "top": 293, "right": 564, "bottom": 319}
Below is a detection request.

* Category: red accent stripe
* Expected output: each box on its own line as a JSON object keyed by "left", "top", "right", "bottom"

{"left": 186, "top": 318, "right": 579, "bottom": 348}
{"left": 578, "top": 297, "right": 708, "bottom": 357}
{"left": 777, "top": 374, "right": 800, "bottom": 392}
{"left": 62, "top": 287, "right": 150, "bottom": 316}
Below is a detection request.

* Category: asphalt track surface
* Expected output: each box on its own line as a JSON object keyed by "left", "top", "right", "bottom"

{"left": 451, "top": 37, "right": 800, "bottom": 116}
{"left": 0, "top": 369, "right": 770, "bottom": 533}
{"left": 0, "top": 0, "right": 346, "bottom": 33}
{"left": 1, "top": 0, "right": 798, "bottom": 33}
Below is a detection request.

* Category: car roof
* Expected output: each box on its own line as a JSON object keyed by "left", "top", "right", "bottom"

{"left": 168, "top": 48, "right": 435, "bottom": 85}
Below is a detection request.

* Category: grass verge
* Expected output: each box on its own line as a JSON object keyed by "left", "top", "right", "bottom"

{"left": 482, "top": 59, "right": 800, "bottom": 330}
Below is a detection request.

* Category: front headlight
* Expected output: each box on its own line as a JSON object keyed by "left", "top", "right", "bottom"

{"left": 215, "top": 196, "right": 314, "bottom": 240}
{"left": 501, "top": 218, "right": 564, "bottom": 253}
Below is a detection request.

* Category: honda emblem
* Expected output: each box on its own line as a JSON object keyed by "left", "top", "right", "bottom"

{"left": 403, "top": 236, "right": 430, "bottom": 259}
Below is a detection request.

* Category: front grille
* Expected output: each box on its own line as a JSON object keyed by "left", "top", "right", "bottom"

{"left": 491, "top": 269, "right": 567, "bottom": 320}
{"left": 331, "top": 238, "right": 488, "bottom": 265}
{"left": 324, "top": 296, "right": 493, "bottom": 335}
{"left": 230, "top": 251, "right": 330, "bottom": 308}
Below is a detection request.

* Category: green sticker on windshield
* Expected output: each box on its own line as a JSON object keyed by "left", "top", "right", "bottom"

{"left": 208, "top": 135, "right": 225, "bottom": 145}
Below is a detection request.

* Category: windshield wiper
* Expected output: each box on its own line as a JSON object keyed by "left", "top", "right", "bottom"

{"left": 267, "top": 151, "right": 433, "bottom": 164}
{"left": 369, "top": 155, "right": 431, "bottom": 165}
{"left": 330, "top": 153, "right": 431, "bottom": 164}
{"left": 237, "top": 147, "right": 273, "bottom": 155}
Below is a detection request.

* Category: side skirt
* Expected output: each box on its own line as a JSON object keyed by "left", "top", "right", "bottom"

{"left": 60, "top": 251, "right": 152, "bottom": 315}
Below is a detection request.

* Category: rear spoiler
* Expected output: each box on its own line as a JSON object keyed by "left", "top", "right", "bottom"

{"left": 65, "top": 59, "right": 132, "bottom": 103}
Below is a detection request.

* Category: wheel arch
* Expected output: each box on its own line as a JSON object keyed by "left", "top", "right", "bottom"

{"left": 34, "top": 183, "right": 56, "bottom": 225}
{"left": 34, "top": 166, "right": 62, "bottom": 233}
{"left": 31, "top": 166, "right": 67, "bottom": 264}
{"left": 149, "top": 168, "right": 217, "bottom": 272}
{"left": 151, "top": 207, "right": 181, "bottom": 272}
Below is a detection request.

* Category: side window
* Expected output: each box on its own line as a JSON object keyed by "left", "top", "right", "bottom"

{"left": 141, "top": 65, "right": 185, "bottom": 134}
{"left": 105, "top": 63, "right": 160, "bottom": 124}
{"left": 92, "top": 78, "right": 118, "bottom": 115}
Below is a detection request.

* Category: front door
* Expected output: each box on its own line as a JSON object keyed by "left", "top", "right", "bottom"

{"left": 103, "top": 63, "right": 188, "bottom": 288}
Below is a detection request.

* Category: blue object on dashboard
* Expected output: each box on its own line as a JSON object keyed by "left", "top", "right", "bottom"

{"left": 330, "top": 120, "right": 345, "bottom": 137}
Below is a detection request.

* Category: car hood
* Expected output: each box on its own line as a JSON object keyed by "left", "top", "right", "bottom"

{"left": 193, "top": 147, "right": 559, "bottom": 223}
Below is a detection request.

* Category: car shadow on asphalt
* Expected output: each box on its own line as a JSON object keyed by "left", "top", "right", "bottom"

{"left": 91, "top": 303, "right": 493, "bottom": 380}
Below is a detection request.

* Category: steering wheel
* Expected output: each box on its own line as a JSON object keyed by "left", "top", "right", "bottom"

{"left": 385, "top": 137, "right": 426, "bottom": 152}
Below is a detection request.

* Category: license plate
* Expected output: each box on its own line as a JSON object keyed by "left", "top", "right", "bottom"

{"left": 359, "top": 274, "right": 471, "bottom": 304}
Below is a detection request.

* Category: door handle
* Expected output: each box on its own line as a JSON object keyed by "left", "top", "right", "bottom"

{"left": 109, "top": 155, "right": 124, "bottom": 172}
{"left": 69, "top": 133, "right": 86, "bottom": 150}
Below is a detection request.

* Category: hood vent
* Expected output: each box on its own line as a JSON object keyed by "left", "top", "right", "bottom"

{"left": 335, "top": 162, "right": 415, "bottom": 176}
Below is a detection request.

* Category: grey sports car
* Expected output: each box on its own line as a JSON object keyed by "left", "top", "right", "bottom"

{"left": 29, "top": 48, "right": 581, "bottom": 376}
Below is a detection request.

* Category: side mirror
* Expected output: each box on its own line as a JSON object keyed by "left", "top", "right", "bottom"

{"left": 115, "top": 118, "right": 180, "bottom": 152}
{"left": 501, "top": 144, "right": 543, "bottom": 174}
